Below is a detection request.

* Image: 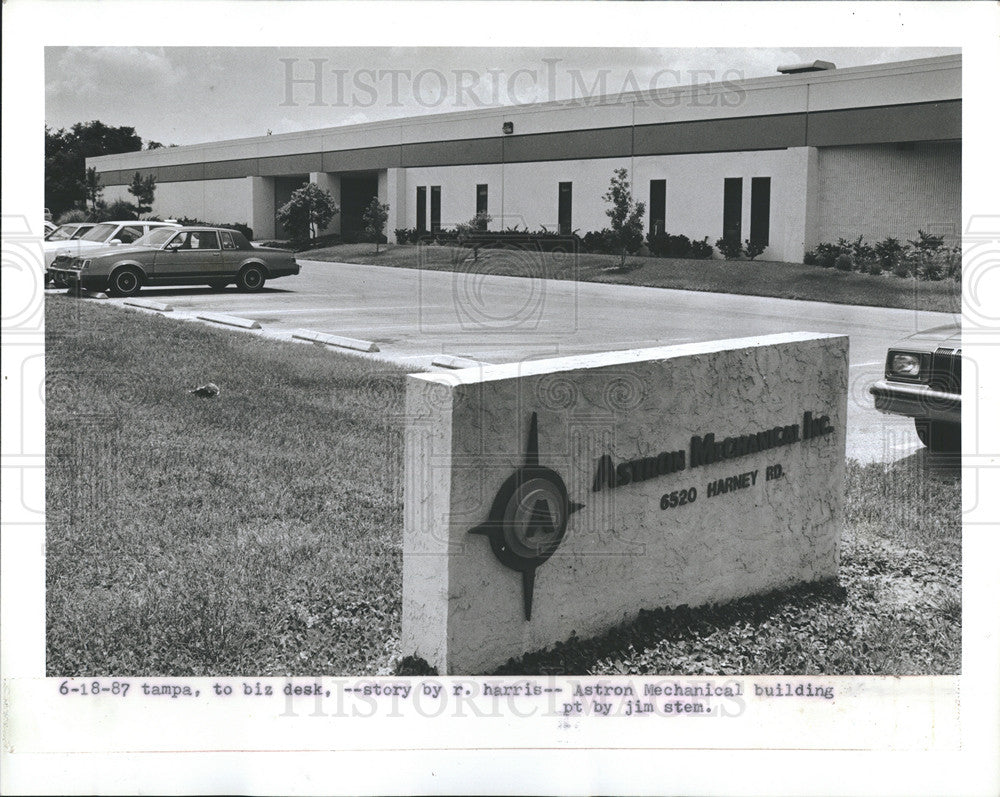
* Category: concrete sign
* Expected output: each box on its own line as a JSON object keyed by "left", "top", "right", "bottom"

{"left": 403, "top": 332, "right": 849, "bottom": 674}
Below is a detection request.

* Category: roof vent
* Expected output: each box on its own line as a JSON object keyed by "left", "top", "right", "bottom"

{"left": 777, "top": 60, "right": 836, "bottom": 75}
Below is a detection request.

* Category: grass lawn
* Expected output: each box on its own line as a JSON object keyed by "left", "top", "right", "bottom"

{"left": 302, "top": 242, "right": 960, "bottom": 315}
{"left": 47, "top": 297, "right": 960, "bottom": 676}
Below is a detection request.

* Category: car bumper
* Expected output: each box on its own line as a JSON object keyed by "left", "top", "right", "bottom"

{"left": 869, "top": 380, "right": 961, "bottom": 424}
{"left": 47, "top": 268, "right": 107, "bottom": 292}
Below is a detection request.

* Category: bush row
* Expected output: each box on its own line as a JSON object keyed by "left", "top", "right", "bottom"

{"left": 392, "top": 226, "right": 723, "bottom": 259}
{"left": 804, "top": 231, "right": 961, "bottom": 281}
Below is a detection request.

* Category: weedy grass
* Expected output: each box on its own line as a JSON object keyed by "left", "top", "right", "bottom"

{"left": 303, "top": 243, "right": 959, "bottom": 314}
{"left": 497, "top": 459, "right": 961, "bottom": 675}
{"left": 47, "top": 297, "right": 407, "bottom": 676}
{"left": 47, "top": 298, "right": 960, "bottom": 676}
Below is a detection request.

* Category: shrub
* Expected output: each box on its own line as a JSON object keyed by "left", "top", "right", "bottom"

{"left": 917, "top": 251, "right": 945, "bottom": 281}
{"left": 908, "top": 229, "right": 945, "bottom": 253}
{"left": 582, "top": 229, "right": 617, "bottom": 254}
{"left": 874, "top": 237, "right": 903, "bottom": 274}
{"left": 893, "top": 251, "right": 914, "bottom": 278}
{"left": 173, "top": 217, "right": 253, "bottom": 241}
{"left": 743, "top": 239, "right": 767, "bottom": 261}
{"left": 90, "top": 199, "right": 139, "bottom": 222}
{"left": 813, "top": 242, "right": 844, "bottom": 268}
{"left": 56, "top": 209, "right": 89, "bottom": 225}
{"left": 715, "top": 237, "right": 743, "bottom": 260}
{"left": 803, "top": 250, "right": 819, "bottom": 266}
{"left": 690, "top": 237, "right": 713, "bottom": 259}
{"left": 394, "top": 228, "right": 411, "bottom": 244}
{"left": 646, "top": 231, "right": 692, "bottom": 258}
{"left": 834, "top": 252, "right": 854, "bottom": 272}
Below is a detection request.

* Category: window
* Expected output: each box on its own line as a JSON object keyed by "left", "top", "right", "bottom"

{"left": 558, "top": 182, "right": 572, "bottom": 235}
{"left": 171, "top": 231, "right": 220, "bottom": 250}
{"left": 476, "top": 184, "right": 488, "bottom": 217}
{"left": 722, "top": 178, "right": 743, "bottom": 245}
{"left": 430, "top": 186, "right": 441, "bottom": 233}
{"left": 649, "top": 179, "right": 666, "bottom": 235}
{"left": 118, "top": 225, "right": 144, "bottom": 244}
{"left": 194, "top": 231, "right": 220, "bottom": 249}
{"left": 416, "top": 186, "right": 427, "bottom": 232}
{"left": 220, "top": 231, "right": 237, "bottom": 250}
{"left": 750, "top": 177, "right": 771, "bottom": 248}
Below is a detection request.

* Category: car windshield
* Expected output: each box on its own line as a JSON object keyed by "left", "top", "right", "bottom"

{"left": 138, "top": 228, "right": 178, "bottom": 248}
{"left": 80, "top": 223, "right": 118, "bottom": 242}
{"left": 46, "top": 225, "right": 78, "bottom": 241}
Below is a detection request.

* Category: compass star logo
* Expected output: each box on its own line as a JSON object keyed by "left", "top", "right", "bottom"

{"left": 468, "top": 412, "right": 584, "bottom": 620}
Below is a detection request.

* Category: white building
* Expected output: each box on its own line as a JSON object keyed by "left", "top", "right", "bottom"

{"left": 89, "top": 54, "right": 960, "bottom": 262}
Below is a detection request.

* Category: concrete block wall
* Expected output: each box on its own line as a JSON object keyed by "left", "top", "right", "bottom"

{"left": 816, "top": 142, "right": 961, "bottom": 246}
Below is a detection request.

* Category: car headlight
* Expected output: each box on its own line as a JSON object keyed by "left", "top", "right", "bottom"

{"left": 890, "top": 353, "right": 922, "bottom": 377}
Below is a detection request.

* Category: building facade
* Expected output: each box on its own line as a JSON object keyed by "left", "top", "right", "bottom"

{"left": 89, "top": 55, "right": 960, "bottom": 262}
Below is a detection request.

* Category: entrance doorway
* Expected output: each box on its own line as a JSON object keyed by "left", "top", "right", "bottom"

{"left": 340, "top": 173, "right": 379, "bottom": 241}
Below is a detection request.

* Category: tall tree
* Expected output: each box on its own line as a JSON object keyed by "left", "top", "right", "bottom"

{"left": 84, "top": 167, "right": 104, "bottom": 211}
{"left": 127, "top": 172, "right": 157, "bottom": 214}
{"left": 275, "top": 183, "right": 339, "bottom": 249}
{"left": 44, "top": 121, "right": 143, "bottom": 216}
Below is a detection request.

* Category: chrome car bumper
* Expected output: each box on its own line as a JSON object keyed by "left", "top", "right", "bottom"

{"left": 47, "top": 268, "right": 106, "bottom": 292}
{"left": 869, "top": 380, "right": 961, "bottom": 424}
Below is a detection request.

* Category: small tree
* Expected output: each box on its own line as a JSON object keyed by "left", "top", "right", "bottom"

{"left": 127, "top": 171, "right": 156, "bottom": 215}
{"left": 275, "top": 182, "right": 339, "bottom": 249}
{"left": 84, "top": 167, "right": 104, "bottom": 211}
{"left": 603, "top": 168, "right": 645, "bottom": 268}
{"left": 362, "top": 198, "right": 390, "bottom": 254}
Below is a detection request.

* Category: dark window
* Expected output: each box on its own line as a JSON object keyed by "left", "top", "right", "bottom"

{"left": 430, "top": 186, "right": 441, "bottom": 233}
{"left": 649, "top": 179, "right": 666, "bottom": 235}
{"left": 220, "top": 231, "right": 237, "bottom": 250}
{"left": 416, "top": 186, "right": 427, "bottom": 232}
{"left": 476, "top": 184, "right": 488, "bottom": 217}
{"left": 118, "top": 225, "right": 144, "bottom": 244}
{"left": 750, "top": 177, "right": 771, "bottom": 248}
{"left": 558, "top": 182, "right": 572, "bottom": 235}
{"left": 723, "top": 178, "right": 743, "bottom": 244}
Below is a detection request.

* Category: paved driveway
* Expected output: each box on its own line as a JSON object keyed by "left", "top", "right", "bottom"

{"left": 97, "top": 258, "right": 959, "bottom": 464}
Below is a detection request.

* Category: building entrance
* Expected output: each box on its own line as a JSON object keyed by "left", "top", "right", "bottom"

{"left": 340, "top": 173, "right": 379, "bottom": 241}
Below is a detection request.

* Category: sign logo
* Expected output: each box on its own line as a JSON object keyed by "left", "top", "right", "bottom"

{"left": 468, "top": 412, "right": 584, "bottom": 620}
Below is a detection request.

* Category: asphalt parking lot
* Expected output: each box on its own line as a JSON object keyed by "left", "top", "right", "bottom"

{"left": 75, "top": 257, "right": 959, "bottom": 464}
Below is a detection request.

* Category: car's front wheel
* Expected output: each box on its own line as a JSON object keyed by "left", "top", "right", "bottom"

{"left": 236, "top": 264, "right": 266, "bottom": 292}
{"left": 108, "top": 267, "right": 142, "bottom": 297}
{"left": 915, "top": 419, "right": 960, "bottom": 454}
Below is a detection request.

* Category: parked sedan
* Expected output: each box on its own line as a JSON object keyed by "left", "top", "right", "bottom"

{"left": 869, "top": 323, "right": 961, "bottom": 453}
{"left": 44, "top": 220, "right": 180, "bottom": 268}
{"left": 45, "top": 222, "right": 96, "bottom": 242}
{"left": 48, "top": 226, "right": 300, "bottom": 296}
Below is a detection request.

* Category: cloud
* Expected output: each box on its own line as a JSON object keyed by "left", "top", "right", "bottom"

{"left": 47, "top": 47, "right": 184, "bottom": 101}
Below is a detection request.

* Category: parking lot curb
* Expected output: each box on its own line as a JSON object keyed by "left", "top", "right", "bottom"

{"left": 197, "top": 312, "right": 262, "bottom": 330}
{"left": 431, "top": 355, "right": 490, "bottom": 369}
{"left": 125, "top": 299, "right": 174, "bottom": 312}
{"left": 292, "top": 330, "right": 380, "bottom": 353}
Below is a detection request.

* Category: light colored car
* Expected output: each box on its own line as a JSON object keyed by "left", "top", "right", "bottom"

{"left": 43, "top": 220, "right": 180, "bottom": 268}
{"left": 45, "top": 222, "right": 96, "bottom": 242}
{"left": 869, "top": 323, "right": 961, "bottom": 452}
{"left": 48, "top": 226, "right": 300, "bottom": 297}
{"left": 44, "top": 220, "right": 58, "bottom": 236}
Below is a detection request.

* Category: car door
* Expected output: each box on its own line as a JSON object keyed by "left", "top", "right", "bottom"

{"left": 152, "top": 230, "right": 222, "bottom": 282}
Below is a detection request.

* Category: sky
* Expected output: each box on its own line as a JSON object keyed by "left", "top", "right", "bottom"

{"left": 44, "top": 46, "right": 960, "bottom": 147}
